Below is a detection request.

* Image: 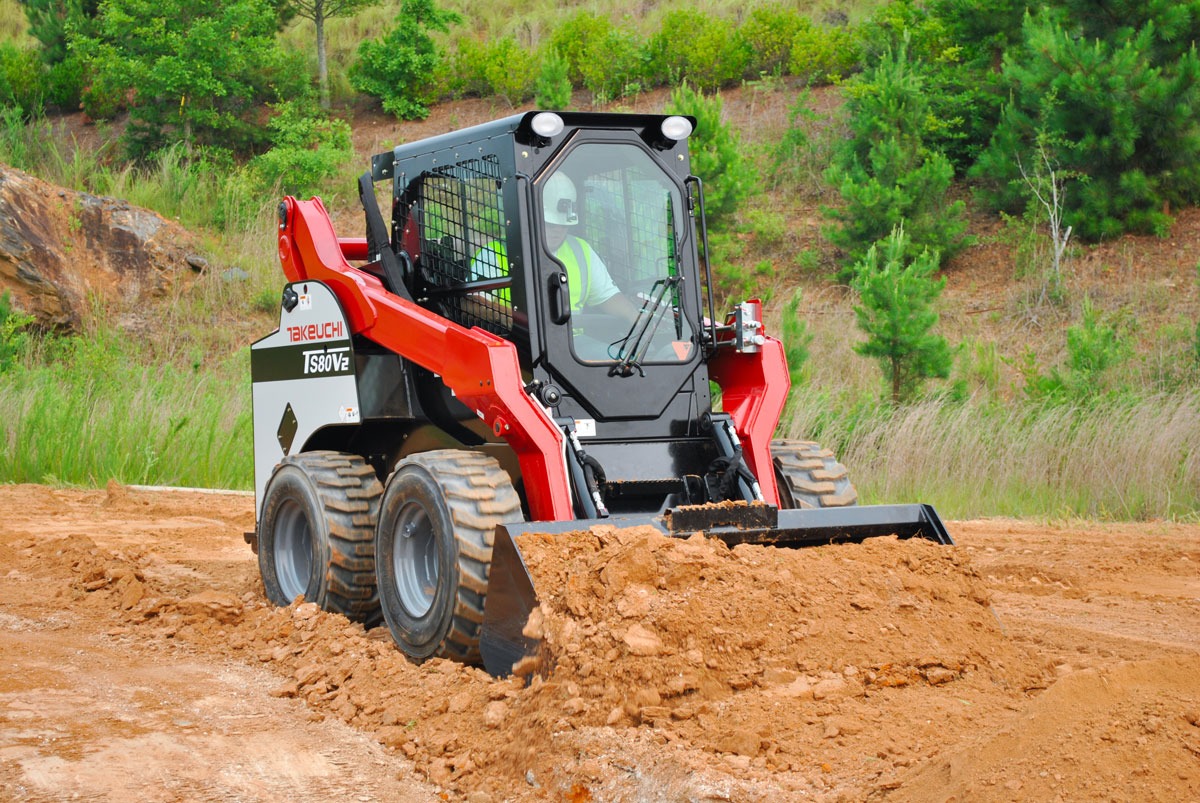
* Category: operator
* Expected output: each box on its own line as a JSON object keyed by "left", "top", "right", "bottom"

{"left": 470, "top": 173, "right": 640, "bottom": 336}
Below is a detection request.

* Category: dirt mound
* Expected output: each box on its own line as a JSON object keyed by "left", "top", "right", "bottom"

{"left": 518, "top": 525, "right": 1031, "bottom": 699}
{"left": 42, "top": 514, "right": 1036, "bottom": 799}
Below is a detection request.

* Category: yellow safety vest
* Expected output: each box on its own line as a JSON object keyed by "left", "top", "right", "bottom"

{"left": 475, "top": 238, "right": 591, "bottom": 310}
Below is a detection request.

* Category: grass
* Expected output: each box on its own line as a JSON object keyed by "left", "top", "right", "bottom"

{"left": 781, "top": 388, "right": 1200, "bottom": 520}
{"left": 0, "top": 333, "right": 252, "bottom": 489}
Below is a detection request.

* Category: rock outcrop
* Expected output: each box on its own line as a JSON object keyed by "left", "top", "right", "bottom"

{"left": 0, "top": 163, "right": 207, "bottom": 329}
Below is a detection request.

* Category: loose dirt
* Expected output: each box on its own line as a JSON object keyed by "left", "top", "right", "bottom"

{"left": 0, "top": 484, "right": 1197, "bottom": 802}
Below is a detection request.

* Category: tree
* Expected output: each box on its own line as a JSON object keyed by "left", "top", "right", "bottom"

{"left": 968, "top": 5, "right": 1200, "bottom": 239}
{"left": 250, "top": 100, "right": 352, "bottom": 197}
{"left": 665, "top": 82, "right": 755, "bottom": 226}
{"left": 823, "top": 43, "right": 969, "bottom": 279}
{"left": 71, "top": 0, "right": 306, "bottom": 158}
{"left": 284, "top": 0, "right": 382, "bottom": 109}
{"left": 19, "top": 0, "right": 99, "bottom": 65}
{"left": 851, "top": 225, "right": 952, "bottom": 405}
{"left": 349, "top": 0, "right": 459, "bottom": 121}
{"left": 534, "top": 48, "right": 571, "bottom": 109}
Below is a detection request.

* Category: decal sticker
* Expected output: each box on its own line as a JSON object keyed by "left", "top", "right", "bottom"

{"left": 672, "top": 341, "right": 694, "bottom": 360}
{"left": 574, "top": 418, "right": 597, "bottom": 438}
{"left": 338, "top": 405, "right": 360, "bottom": 423}
{"left": 296, "top": 292, "right": 313, "bottom": 311}
{"left": 303, "top": 346, "right": 351, "bottom": 375}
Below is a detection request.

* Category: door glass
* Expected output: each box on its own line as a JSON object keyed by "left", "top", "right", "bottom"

{"left": 540, "top": 144, "right": 694, "bottom": 365}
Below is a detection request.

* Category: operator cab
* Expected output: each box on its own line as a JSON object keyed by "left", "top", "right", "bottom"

{"left": 368, "top": 111, "right": 723, "bottom": 514}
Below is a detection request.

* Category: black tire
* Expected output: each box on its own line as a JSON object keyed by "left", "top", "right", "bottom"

{"left": 257, "top": 451, "right": 383, "bottom": 624}
{"left": 375, "top": 450, "right": 522, "bottom": 663}
{"left": 771, "top": 439, "right": 858, "bottom": 509}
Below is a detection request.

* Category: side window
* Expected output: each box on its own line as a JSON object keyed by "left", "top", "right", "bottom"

{"left": 411, "top": 155, "right": 513, "bottom": 333}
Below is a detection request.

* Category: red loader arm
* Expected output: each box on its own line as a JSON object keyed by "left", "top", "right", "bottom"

{"left": 276, "top": 196, "right": 572, "bottom": 521}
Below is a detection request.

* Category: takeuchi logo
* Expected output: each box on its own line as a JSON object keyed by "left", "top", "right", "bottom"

{"left": 286, "top": 320, "right": 345, "bottom": 343}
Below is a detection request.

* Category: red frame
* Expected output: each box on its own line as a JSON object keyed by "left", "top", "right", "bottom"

{"left": 707, "top": 300, "right": 788, "bottom": 506}
{"left": 278, "top": 197, "right": 787, "bottom": 518}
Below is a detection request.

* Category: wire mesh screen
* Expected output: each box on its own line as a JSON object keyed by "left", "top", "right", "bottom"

{"left": 580, "top": 167, "right": 677, "bottom": 287}
{"left": 416, "top": 154, "right": 513, "bottom": 334}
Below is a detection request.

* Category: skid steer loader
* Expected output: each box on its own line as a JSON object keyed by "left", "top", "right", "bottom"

{"left": 248, "top": 111, "right": 952, "bottom": 676}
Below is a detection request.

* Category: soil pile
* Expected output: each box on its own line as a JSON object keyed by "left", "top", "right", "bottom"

{"left": 18, "top": 504, "right": 1040, "bottom": 800}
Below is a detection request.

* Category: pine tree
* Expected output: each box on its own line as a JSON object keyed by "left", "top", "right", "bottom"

{"left": 824, "top": 43, "right": 969, "bottom": 279}
{"left": 534, "top": 48, "right": 572, "bottom": 110}
{"left": 851, "top": 225, "right": 952, "bottom": 405}
{"left": 665, "top": 83, "right": 755, "bottom": 226}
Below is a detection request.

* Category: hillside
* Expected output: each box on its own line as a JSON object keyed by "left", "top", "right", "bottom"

{"left": 291, "top": 86, "right": 1200, "bottom": 393}
{"left": 2, "top": 80, "right": 1198, "bottom": 518}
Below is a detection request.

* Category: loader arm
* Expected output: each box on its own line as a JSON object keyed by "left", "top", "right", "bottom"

{"left": 708, "top": 333, "right": 790, "bottom": 506}
{"left": 277, "top": 195, "right": 573, "bottom": 521}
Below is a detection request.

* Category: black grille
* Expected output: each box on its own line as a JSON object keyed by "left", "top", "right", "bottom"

{"left": 416, "top": 155, "right": 513, "bottom": 334}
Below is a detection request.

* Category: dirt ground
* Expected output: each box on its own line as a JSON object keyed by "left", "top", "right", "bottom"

{"left": 0, "top": 484, "right": 1197, "bottom": 802}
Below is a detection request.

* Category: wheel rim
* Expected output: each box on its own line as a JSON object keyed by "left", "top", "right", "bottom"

{"left": 274, "top": 498, "right": 313, "bottom": 601}
{"left": 392, "top": 501, "right": 438, "bottom": 618}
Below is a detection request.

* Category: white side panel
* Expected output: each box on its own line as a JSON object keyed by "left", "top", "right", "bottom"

{"left": 250, "top": 281, "right": 360, "bottom": 521}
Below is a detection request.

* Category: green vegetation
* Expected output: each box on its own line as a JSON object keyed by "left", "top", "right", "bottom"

{"left": 782, "top": 386, "right": 1200, "bottom": 520}
{"left": 850, "top": 225, "right": 952, "bottom": 405}
{"left": 349, "top": 0, "right": 460, "bottom": 120}
{"left": 0, "top": 0, "right": 1196, "bottom": 522}
{"left": 823, "top": 42, "right": 969, "bottom": 278}
{"left": 0, "top": 332, "right": 252, "bottom": 488}
{"left": 73, "top": 0, "right": 307, "bottom": 158}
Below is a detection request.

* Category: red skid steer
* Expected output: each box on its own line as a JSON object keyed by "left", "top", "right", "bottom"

{"left": 247, "top": 112, "right": 952, "bottom": 676}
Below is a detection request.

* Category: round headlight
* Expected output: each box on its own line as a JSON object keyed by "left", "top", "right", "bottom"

{"left": 661, "top": 116, "right": 693, "bottom": 141}
{"left": 531, "top": 112, "right": 565, "bottom": 139}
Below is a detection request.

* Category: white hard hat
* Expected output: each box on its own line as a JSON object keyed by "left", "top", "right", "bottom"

{"left": 543, "top": 172, "right": 578, "bottom": 226}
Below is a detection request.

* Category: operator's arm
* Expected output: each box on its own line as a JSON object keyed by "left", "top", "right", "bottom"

{"left": 597, "top": 291, "right": 640, "bottom": 326}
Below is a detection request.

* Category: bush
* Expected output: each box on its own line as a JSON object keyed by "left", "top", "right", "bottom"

{"left": 548, "top": 11, "right": 614, "bottom": 87}
{"left": 481, "top": 36, "right": 537, "bottom": 106}
{"left": 740, "top": 4, "right": 809, "bottom": 77}
{"left": 788, "top": 19, "right": 861, "bottom": 85}
{"left": 444, "top": 37, "right": 489, "bottom": 99}
{"left": 350, "top": 0, "right": 460, "bottom": 120}
{"left": 0, "top": 291, "right": 33, "bottom": 373}
{"left": 0, "top": 43, "right": 47, "bottom": 116}
{"left": 645, "top": 9, "right": 750, "bottom": 91}
{"left": 577, "top": 22, "right": 644, "bottom": 102}
{"left": 46, "top": 54, "right": 85, "bottom": 111}
{"left": 1021, "top": 296, "right": 1132, "bottom": 402}
{"left": 250, "top": 102, "right": 353, "bottom": 199}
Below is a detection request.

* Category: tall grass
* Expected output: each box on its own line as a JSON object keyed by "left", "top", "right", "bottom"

{"left": 0, "top": 0, "right": 33, "bottom": 44}
{"left": 782, "top": 387, "right": 1200, "bottom": 521}
{"left": 0, "top": 333, "right": 253, "bottom": 489}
